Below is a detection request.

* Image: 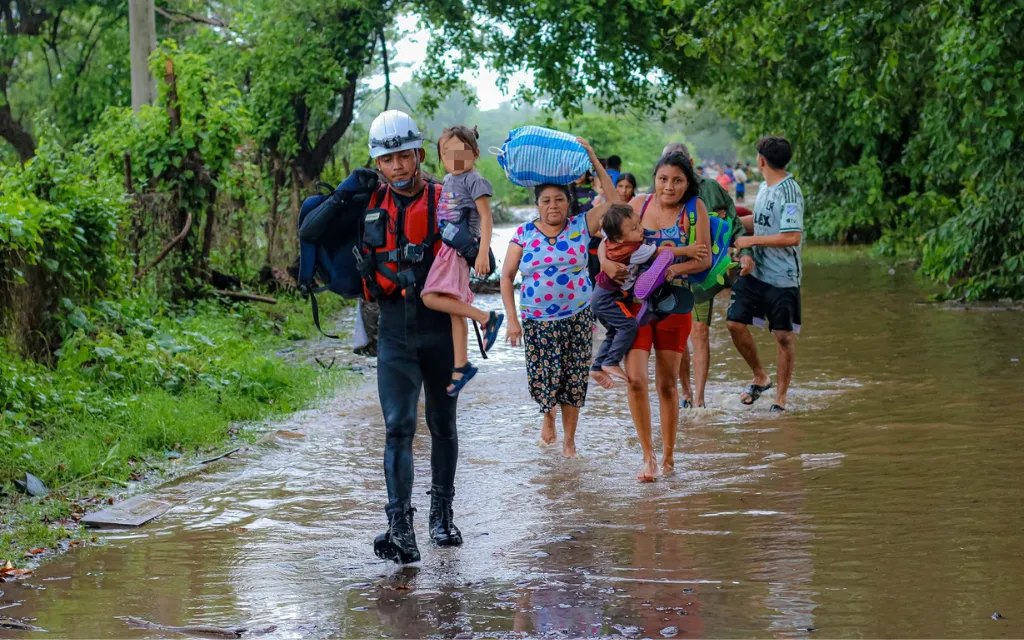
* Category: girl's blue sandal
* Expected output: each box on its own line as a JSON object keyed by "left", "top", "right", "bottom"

{"left": 481, "top": 311, "right": 504, "bottom": 353}
{"left": 447, "top": 363, "right": 478, "bottom": 397}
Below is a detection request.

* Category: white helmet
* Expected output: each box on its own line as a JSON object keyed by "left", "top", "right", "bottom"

{"left": 368, "top": 110, "right": 423, "bottom": 159}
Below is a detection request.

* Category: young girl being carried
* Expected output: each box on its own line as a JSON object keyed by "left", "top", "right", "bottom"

{"left": 421, "top": 125, "right": 505, "bottom": 396}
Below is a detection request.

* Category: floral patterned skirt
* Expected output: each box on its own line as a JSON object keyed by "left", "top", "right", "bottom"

{"left": 522, "top": 307, "right": 594, "bottom": 414}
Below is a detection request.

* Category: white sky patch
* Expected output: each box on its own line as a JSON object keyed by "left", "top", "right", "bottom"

{"left": 366, "top": 15, "right": 534, "bottom": 111}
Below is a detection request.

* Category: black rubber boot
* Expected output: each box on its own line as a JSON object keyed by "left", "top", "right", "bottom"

{"left": 374, "top": 504, "right": 420, "bottom": 564}
{"left": 428, "top": 487, "right": 463, "bottom": 547}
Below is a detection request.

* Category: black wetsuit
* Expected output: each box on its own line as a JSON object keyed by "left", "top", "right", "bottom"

{"left": 299, "top": 175, "right": 458, "bottom": 519}
{"left": 376, "top": 189, "right": 459, "bottom": 518}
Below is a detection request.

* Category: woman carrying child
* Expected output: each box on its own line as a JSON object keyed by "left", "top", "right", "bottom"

{"left": 598, "top": 152, "right": 712, "bottom": 482}
{"left": 421, "top": 126, "right": 504, "bottom": 396}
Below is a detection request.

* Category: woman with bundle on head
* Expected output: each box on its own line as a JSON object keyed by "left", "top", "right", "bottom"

{"left": 499, "top": 138, "right": 619, "bottom": 457}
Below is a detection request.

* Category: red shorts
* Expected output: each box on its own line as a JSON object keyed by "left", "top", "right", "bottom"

{"left": 628, "top": 302, "right": 692, "bottom": 353}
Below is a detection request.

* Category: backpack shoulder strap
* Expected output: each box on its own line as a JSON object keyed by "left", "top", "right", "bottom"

{"left": 370, "top": 184, "right": 388, "bottom": 209}
{"left": 684, "top": 196, "right": 698, "bottom": 244}
{"left": 309, "top": 292, "right": 340, "bottom": 339}
{"left": 427, "top": 183, "right": 437, "bottom": 231}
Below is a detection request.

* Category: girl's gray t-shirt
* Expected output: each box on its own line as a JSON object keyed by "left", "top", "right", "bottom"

{"left": 439, "top": 169, "right": 493, "bottom": 237}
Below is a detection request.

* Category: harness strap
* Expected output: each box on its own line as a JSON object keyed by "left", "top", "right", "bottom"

{"left": 426, "top": 182, "right": 438, "bottom": 245}
{"left": 686, "top": 196, "right": 698, "bottom": 245}
{"left": 308, "top": 290, "right": 341, "bottom": 339}
{"left": 403, "top": 183, "right": 437, "bottom": 349}
{"left": 472, "top": 321, "right": 487, "bottom": 360}
{"left": 377, "top": 249, "right": 402, "bottom": 263}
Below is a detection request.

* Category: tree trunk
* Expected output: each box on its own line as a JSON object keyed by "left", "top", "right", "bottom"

{"left": 265, "top": 163, "right": 282, "bottom": 265}
{"left": 164, "top": 59, "right": 180, "bottom": 132}
{"left": 229, "top": 195, "right": 247, "bottom": 275}
{"left": 197, "top": 187, "right": 219, "bottom": 280}
{"left": 161, "top": 58, "right": 200, "bottom": 300}
{"left": 292, "top": 70, "right": 360, "bottom": 181}
{"left": 0, "top": 102, "right": 36, "bottom": 163}
{"left": 2, "top": 261, "right": 55, "bottom": 360}
{"left": 129, "top": 0, "right": 158, "bottom": 111}
{"left": 170, "top": 200, "right": 194, "bottom": 301}
{"left": 279, "top": 167, "right": 303, "bottom": 266}
{"left": 0, "top": 1, "right": 51, "bottom": 161}
{"left": 125, "top": 152, "right": 148, "bottom": 275}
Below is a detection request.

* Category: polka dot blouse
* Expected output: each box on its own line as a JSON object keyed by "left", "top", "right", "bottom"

{"left": 510, "top": 214, "right": 593, "bottom": 322}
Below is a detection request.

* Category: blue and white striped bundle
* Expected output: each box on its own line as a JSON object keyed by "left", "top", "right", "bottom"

{"left": 494, "top": 126, "right": 592, "bottom": 187}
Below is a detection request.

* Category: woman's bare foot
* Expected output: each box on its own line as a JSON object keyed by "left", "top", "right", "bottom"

{"left": 661, "top": 457, "right": 675, "bottom": 476}
{"left": 540, "top": 420, "right": 557, "bottom": 445}
{"left": 589, "top": 370, "right": 615, "bottom": 390}
{"left": 562, "top": 440, "right": 577, "bottom": 458}
{"left": 601, "top": 365, "right": 628, "bottom": 382}
{"left": 637, "top": 457, "right": 657, "bottom": 483}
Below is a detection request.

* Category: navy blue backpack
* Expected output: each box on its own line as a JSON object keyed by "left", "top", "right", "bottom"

{"left": 297, "top": 169, "right": 378, "bottom": 337}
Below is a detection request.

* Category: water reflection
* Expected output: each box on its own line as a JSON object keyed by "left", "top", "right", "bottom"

{"left": 5, "top": 243, "right": 1024, "bottom": 638}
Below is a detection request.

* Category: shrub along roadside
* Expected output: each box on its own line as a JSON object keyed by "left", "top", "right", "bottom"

{"left": 1, "top": 292, "right": 348, "bottom": 560}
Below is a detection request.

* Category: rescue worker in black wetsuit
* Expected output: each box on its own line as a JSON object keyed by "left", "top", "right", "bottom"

{"left": 302, "top": 110, "right": 462, "bottom": 564}
{"left": 367, "top": 110, "right": 462, "bottom": 563}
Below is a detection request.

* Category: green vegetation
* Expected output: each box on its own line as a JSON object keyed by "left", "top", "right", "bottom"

{"left": 425, "top": 0, "right": 1024, "bottom": 300}
{"left": 1, "top": 293, "right": 346, "bottom": 559}
{"left": 349, "top": 82, "right": 742, "bottom": 207}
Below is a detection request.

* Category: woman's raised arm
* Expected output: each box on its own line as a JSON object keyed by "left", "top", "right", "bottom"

{"left": 577, "top": 137, "right": 621, "bottom": 235}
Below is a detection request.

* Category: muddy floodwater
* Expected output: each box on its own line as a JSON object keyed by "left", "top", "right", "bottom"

{"left": 4, "top": 233, "right": 1024, "bottom": 638}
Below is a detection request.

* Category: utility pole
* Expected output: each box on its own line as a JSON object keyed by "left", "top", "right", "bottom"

{"left": 129, "top": 0, "right": 157, "bottom": 111}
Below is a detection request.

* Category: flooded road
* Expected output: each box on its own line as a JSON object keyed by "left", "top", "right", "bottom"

{"left": 4, "top": 233, "right": 1024, "bottom": 638}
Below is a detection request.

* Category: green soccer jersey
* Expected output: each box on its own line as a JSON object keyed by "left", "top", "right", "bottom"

{"left": 752, "top": 175, "right": 804, "bottom": 288}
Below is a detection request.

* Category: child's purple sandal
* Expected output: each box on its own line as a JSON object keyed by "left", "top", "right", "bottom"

{"left": 633, "top": 250, "right": 674, "bottom": 300}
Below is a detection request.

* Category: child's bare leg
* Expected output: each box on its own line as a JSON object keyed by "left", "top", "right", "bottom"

{"left": 601, "top": 364, "right": 629, "bottom": 382}
{"left": 451, "top": 314, "right": 469, "bottom": 368}
{"left": 589, "top": 369, "right": 615, "bottom": 389}
{"left": 422, "top": 292, "right": 490, "bottom": 325}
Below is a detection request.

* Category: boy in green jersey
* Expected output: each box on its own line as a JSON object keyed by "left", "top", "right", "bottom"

{"left": 728, "top": 136, "right": 804, "bottom": 412}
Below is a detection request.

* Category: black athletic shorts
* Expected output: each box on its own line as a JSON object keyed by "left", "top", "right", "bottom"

{"left": 726, "top": 275, "right": 801, "bottom": 333}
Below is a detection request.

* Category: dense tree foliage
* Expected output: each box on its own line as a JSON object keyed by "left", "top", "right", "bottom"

{"left": 1, "top": 0, "right": 433, "bottom": 358}
{"left": 427, "top": 0, "right": 1024, "bottom": 299}
{"left": 2, "top": 0, "right": 1022, "bottom": 362}
{"left": 689, "top": 0, "right": 1024, "bottom": 299}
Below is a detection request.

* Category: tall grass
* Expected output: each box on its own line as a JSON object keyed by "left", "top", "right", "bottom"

{"left": 1, "top": 293, "right": 348, "bottom": 558}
